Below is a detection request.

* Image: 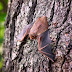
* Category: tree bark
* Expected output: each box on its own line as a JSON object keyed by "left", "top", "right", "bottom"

{"left": 3, "top": 0, "right": 72, "bottom": 72}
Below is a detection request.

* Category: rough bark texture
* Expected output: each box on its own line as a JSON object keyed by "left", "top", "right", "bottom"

{"left": 3, "top": 0, "right": 72, "bottom": 72}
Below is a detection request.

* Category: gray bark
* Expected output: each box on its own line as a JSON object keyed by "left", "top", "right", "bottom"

{"left": 3, "top": 0, "right": 72, "bottom": 72}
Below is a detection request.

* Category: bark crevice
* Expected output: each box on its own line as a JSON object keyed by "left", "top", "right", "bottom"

{"left": 49, "top": 0, "right": 55, "bottom": 23}
{"left": 27, "top": 0, "right": 37, "bottom": 24}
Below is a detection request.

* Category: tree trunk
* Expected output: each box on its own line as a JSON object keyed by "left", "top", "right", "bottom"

{"left": 3, "top": 0, "right": 72, "bottom": 72}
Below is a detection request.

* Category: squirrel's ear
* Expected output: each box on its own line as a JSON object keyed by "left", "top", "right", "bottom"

{"left": 38, "top": 30, "right": 55, "bottom": 62}
{"left": 17, "top": 23, "right": 33, "bottom": 41}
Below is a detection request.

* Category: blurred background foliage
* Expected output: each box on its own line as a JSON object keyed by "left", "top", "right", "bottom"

{"left": 0, "top": 0, "right": 8, "bottom": 70}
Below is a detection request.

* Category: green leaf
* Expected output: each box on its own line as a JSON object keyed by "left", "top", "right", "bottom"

{"left": 5, "top": 0, "right": 8, "bottom": 4}
{"left": 0, "top": 22, "right": 5, "bottom": 45}
{"left": 0, "top": 12, "right": 6, "bottom": 22}
{"left": 0, "top": 55, "right": 3, "bottom": 69}
{"left": 0, "top": 2, "right": 3, "bottom": 11}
